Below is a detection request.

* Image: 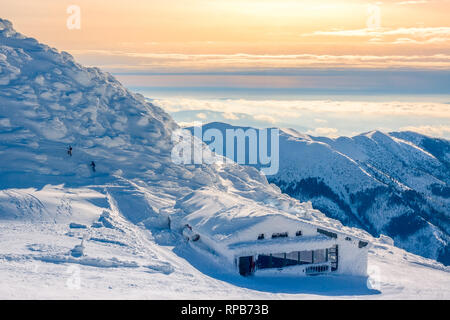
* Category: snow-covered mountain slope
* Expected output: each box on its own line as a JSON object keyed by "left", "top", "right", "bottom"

{"left": 0, "top": 18, "right": 448, "bottom": 299}
{"left": 188, "top": 123, "right": 450, "bottom": 266}
{"left": 0, "top": 186, "right": 449, "bottom": 299}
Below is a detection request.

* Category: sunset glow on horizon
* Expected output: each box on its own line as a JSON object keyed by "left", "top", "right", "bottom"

{"left": 2, "top": 0, "right": 449, "bottom": 137}
{"left": 1, "top": 0, "right": 449, "bottom": 70}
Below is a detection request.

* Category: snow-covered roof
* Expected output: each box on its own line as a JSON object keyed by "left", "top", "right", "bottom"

{"left": 175, "top": 188, "right": 371, "bottom": 244}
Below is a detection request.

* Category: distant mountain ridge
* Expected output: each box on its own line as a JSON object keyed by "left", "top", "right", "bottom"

{"left": 188, "top": 122, "right": 450, "bottom": 265}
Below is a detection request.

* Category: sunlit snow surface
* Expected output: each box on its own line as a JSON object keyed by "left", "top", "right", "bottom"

{"left": 0, "top": 187, "right": 448, "bottom": 299}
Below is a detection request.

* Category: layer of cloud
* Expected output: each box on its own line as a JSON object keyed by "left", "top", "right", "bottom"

{"left": 252, "top": 114, "right": 278, "bottom": 124}
{"left": 399, "top": 125, "right": 450, "bottom": 137}
{"left": 306, "top": 127, "right": 339, "bottom": 138}
{"left": 154, "top": 97, "right": 450, "bottom": 139}
{"left": 155, "top": 98, "right": 450, "bottom": 120}
{"left": 314, "top": 118, "right": 328, "bottom": 124}
{"left": 196, "top": 112, "right": 208, "bottom": 120}
{"left": 303, "top": 26, "right": 450, "bottom": 37}
{"left": 396, "top": 1, "right": 428, "bottom": 5}
{"left": 74, "top": 50, "right": 450, "bottom": 70}
{"left": 222, "top": 112, "right": 240, "bottom": 120}
{"left": 303, "top": 26, "right": 450, "bottom": 46}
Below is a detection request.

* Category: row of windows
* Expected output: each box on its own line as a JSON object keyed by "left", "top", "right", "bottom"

{"left": 257, "top": 230, "right": 302, "bottom": 240}
{"left": 258, "top": 228, "right": 338, "bottom": 241}
{"left": 257, "top": 229, "right": 367, "bottom": 251}
{"left": 256, "top": 248, "right": 329, "bottom": 270}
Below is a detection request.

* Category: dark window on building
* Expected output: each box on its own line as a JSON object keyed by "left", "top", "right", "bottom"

{"left": 257, "top": 234, "right": 265, "bottom": 240}
{"left": 328, "top": 245, "right": 338, "bottom": 271}
{"left": 286, "top": 252, "right": 299, "bottom": 266}
{"left": 313, "top": 249, "right": 327, "bottom": 264}
{"left": 271, "top": 253, "right": 285, "bottom": 268}
{"left": 299, "top": 250, "right": 313, "bottom": 264}
{"left": 256, "top": 247, "right": 336, "bottom": 272}
{"left": 358, "top": 241, "right": 368, "bottom": 248}
{"left": 296, "top": 230, "right": 302, "bottom": 236}
{"left": 317, "top": 228, "right": 337, "bottom": 239}
{"left": 256, "top": 254, "right": 272, "bottom": 269}
{"left": 272, "top": 232, "right": 288, "bottom": 239}
{"left": 238, "top": 256, "right": 255, "bottom": 276}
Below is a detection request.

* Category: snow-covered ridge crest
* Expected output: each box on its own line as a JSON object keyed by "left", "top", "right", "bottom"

{"left": 0, "top": 17, "right": 179, "bottom": 181}
{"left": 0, "top": 18, "right": 14, "bottom": 32}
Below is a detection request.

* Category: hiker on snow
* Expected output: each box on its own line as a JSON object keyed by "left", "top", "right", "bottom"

{"left": 67, "top": 146, "right": 72, "bottom": 157}
{"left": 90, "top": 161, "right": 96, "bottom": 172}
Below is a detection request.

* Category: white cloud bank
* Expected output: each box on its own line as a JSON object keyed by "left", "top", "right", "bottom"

{"left": 155, "top": 98, "right": 450, "bottom": 119}
{"left": 152, "top": 97, "right": 450, "bottom": 139}
{"left": 74, "top": 50, "right": 450, "bottom": 70}
{"left": 400, "top": 125, "right": 450, "bottom": 137}
{"left": 306, "top": 127, "right": 339, "bottom": 138}
{"left": 303, "top": 26, "right": 450, "bottom": 46}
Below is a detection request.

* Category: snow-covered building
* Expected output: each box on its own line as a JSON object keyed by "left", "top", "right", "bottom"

{"left": 175, "top": 189, "right": 371, "bottom": 277}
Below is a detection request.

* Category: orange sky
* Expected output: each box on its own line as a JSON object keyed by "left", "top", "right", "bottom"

{"left": 1, "top": 0, "right": 449, "bottom": 137}
{"left": 1, "top": 0, "right": 450, "bottom": 69}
